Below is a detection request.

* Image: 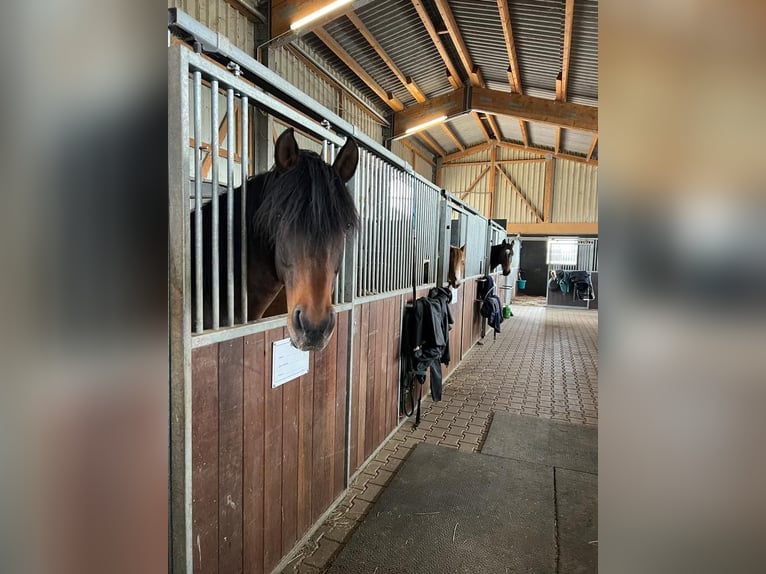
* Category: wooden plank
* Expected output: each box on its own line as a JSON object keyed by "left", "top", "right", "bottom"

{"left": 543, "top": 158, "right": 554, "bottom": 223}
{"left": 355, "top": 303, "right": 369, "bottom": 471}
{"left": 488, "top": 143, "right": 497, "bottom": 218}
{"left": 497, "top": 0, "right": 522, "bottom": 93}
{"left": 311, "top": 332, "right": 329, "bottom": 521}
{"left": 459, "top": 165, "right": 491, "bottom": 200}
{"left": 364, "top": 300, "right": 378, "bottom": 460}
{"left": 433, "top": 0, "right": 478, "bottom": 87}
{"left": 587, "top": 133, "right": 598, "bottom": 161}
{"left": 393, "top": 89, "right": 465, "bottom": 138}
{"left": 243, "top": 332, "right": 265, "bottom": 574}
{"left": 441, "top": 123, "right": 465, "bottom": 151}
{"left": 519, "top": 120, "right": 529, "bottom": 147}
{"left": 417, "top": 131, "right": 447, "bottom": 157}
{"left": 496, "top": 165, "right": 543, "bottom": 222}
{"left": 471, "top": 111, "right": 492, "bottom": 144}
{"left": 280, "top": 365, "right": 299, "bottom": 554}
{"left": 496, "top": 141, "right": 598, "bottom": 166}
{"left": 487, "top": 114, "right": 503, "bottom": 141}
{"left": 386, "top": 297, "right": 400, "bottom": 433}
{"left": 334, "top": 311, "right": 350, "bottom": 497}
{"left": 350, "top": 310, "right": 362, "bottom": 472}
{"left": 376, "top": 299, "right": 390, "bottom": 449}
{"left": 507, "top": 222, "right": 598, "bottom": 235}
{"left": 324, "top": 321, "right": 338, "bottom": 504}
{"left": 346, "top": 10, "right": 427, "bottom": 103}
{"left": 443, "top": 159, "right": 545, "bottom": 167}
{"left": 411, "top": 0, "right": 464, "bottom": 89}
{"left": 471, "top": 86, "right": 597, "bottom": 132}
{"left": 296, "top": 349, "right": 315, "bottom": 537}
{"left": 443, "top": 142, "right": 491, "bottom": 163}
{"left": 192, "top": 344, "right": 219, "bottom": 574}
{"left": 393, "top": 88, "right": 598, "bottom": 137}
{"left": 263, "top": 328, "right": 283, "bottom": 573}
{"left": 561, "top": 0, "right": 575, "bottom": 101}
{"left": 218, "top": 338, "right": 244, "bottom": 574}
{"left": 400, "top": 139, "right": 435, "bottom": 167}
{"left": 555, "top": 127, "right": 562, "bottom": 154}
{"left": 313, "top": 27, "right": 405, "bottom": 112}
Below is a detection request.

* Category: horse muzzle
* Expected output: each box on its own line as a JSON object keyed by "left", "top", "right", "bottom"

{"left": 290, "top": 306, "right": 336, "bottom": 352}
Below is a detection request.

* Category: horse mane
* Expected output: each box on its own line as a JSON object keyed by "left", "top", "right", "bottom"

{"left": 252, "top": 150, "right": 358, "bottom": 247}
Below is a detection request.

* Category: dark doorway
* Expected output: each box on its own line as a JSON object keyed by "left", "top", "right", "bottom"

{"left": 519, "top": 240, "right": 548, "bottom": 296}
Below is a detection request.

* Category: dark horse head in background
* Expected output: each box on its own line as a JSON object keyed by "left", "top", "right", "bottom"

{"left": 195, "top": 128, "right": 358, "bottom": 351}
{"left": 490, "top": 238, "right": 514, "bottom": 276}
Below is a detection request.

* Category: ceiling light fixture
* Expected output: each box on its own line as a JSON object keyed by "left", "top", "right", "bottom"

{"left": 290, "top": 0, "right": 354, "bottom": 31}
{"left": 405, "top": 115, "right": 447, "bottom": 135}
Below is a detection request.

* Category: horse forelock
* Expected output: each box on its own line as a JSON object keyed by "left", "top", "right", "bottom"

{"left": 252, "top": 150, "right": 359, "bottom": 249}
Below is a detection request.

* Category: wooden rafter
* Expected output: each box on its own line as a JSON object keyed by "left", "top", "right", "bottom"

{"left": 459, "top": 165, "right": 491, "bottom": 199}
{"left": 346, "top": 11, "right": 426, "bottom": 103}
{"left": 417, "top": 131, "right": 447, "bottom": 157}
{"left": 518, "top": 119, "right": 529, "bottom": 147}
{"left": 508, "top": 222, "right": 598, "bottom": 235}
{"left": 313, "top": 27, "right": 405, "bottom": 111}
{"left": 472, "top": 111, "right": 492, "bottom": 143}
{"left": 433, "top": 0, "right": 478, "bottom": 88}
{"left": 394, "top": 87, "right": 597, "bottom": 136}
{"left": 497, "top": 0, "right": 529, "bottom": 146}
{"left": 443, "top": 142, "right": 491, "bottom": 162}
{"left": 488, "top": 143, "right": 497, "bottom": 218}
{"left": 496, "top": 165, "right": 543, "bottom": 222}
{"left": 496, "top": 141, "right": 597, "bottom": 166}
{"left": 411, "top": 0, "right": 464, "bottom": 89}
{"left": 443, "top": 158, "right": 545, "bottom": 167}
{"left": 555, "top": 126, "right": 562, "bottom": 154}
{"left": 543, "top": 158, "right": 554, "bottom": 222}
{"left": 441, "top": 123, "right": 464, "bottom": 151}
{"left": 486, "top": 114, "right": 503, "bottom": 141}
{"left": 561, "top": 0, "right": 575, "bottom": 102}
{"left": 587, "top": 133, "right": 598, "bottom": 161}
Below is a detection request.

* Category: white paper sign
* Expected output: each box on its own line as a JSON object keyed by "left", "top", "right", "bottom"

{"left": 450, "top": 287, "right": 459, "bottom": 305}
{"left": 272, "top": 338, "right": 310, "bottom": 388}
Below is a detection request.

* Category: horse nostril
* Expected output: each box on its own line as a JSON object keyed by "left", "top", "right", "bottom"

{"left": 292, "top": 307, "right": 305, "bottom": 331}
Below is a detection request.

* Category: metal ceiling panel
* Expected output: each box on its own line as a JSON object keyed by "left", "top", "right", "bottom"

{"left": 560, "top": 128, "right": 594, "bottom": 157}
{"left": 450, "top": 0, "right": 510, "bottom": 89}
{"left": 357, "top": 0, "right": 455, "bottom": 99}
{"left": 447, "top": 113, "right": 489, "bottom": 149}
{"left": 568, "top": 0, "right": 598, "bottom": 104}
{"left": 527, "top": 122, "right": 557, "bottom": 150}
{"left": 495, "top": 115, "right": 524, "bottom": 144}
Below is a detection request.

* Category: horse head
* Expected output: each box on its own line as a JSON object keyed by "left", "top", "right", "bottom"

{"left": 255, "top": 128, "right": 358, "bottom": 352}
{"left": 448, "top": 244, "right": 466, "bottom": 288}
{"left": 495, "top": 239, "right": 513, "bottom": 276}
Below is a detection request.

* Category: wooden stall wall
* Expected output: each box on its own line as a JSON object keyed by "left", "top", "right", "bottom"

{"left": 349, "top": 296, "right": 403, "bottom": 474}
{"left": 190, "top": 311, "right": 350, "bottom": 574}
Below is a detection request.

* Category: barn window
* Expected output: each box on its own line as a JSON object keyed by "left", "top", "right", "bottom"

{"left": 547, "top": 238, "right": 579, "bottom": 266}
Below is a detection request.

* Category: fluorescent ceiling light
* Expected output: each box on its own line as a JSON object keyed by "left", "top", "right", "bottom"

{"left": 405, "top": 115, "right": 447, "bottom": 135}
{"left": 290, "top": 0, "right": 354, "bottom": 31}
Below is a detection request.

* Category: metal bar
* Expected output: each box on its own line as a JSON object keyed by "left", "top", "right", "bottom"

{"left": 240, "top": 95, "right": 249, "bottom": 323}
{"left": 211, "top": 80, "right": 220, "bottom": 330}
{"left": 226, "top": 87, "right": 235, "bottom": 325}
{"left": 168, "top": 45, "right": 192, "bottom": 574}
{"left": 193, "top": 70, "right": 203, "bottom": 333}
{"left": 191, "top": 315, "right": 289, "bottom": 348}
{"left": 384, "top": 163, "right": 391, "bottom": 293}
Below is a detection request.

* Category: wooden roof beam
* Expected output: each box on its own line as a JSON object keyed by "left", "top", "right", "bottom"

{"left": 433, "top": 0, "right": 480, "bottom": 88}
{"left": 346, "top": 11, "right": 427, "bottom": 103}
{"left": 443, "top": 142, "right": 491, "bottom": 163}
{"left": 497, "top": 0, "right": 522, "bottom": 94}
{"left": 496, "top": 141, "right": 598, "bottom": 166}
{"left": 587, "top": 133, "right": 598, "bottom": 161}
{"left": 472, "top": 111, "right": 492, "bottom": 143}
{"left": 561, "top": 0, "right": 575, "bottom": 101}
{"left": 417, "top": 131, "right": 447, "bottom": 157}
{"left": 393, "top": 87, "right": 597, "bottom": 136}
{"left": 401, "top": 139, "right": 435, "bottom": 166}
{"left": 441, "top": 123, "right": 465, "bottom": 151}
{"left": 411, "top": 0, "right": 464, "bottom": 88}
{"left": 313, "top": 27, "right": 405, "bottom": 111}
{"left": 508, "top": 222, "right": 598, "bottom": 236}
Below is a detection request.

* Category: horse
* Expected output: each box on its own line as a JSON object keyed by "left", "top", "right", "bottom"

{"left": 192, "top": 128, "right": 359, "bottom": 351}
{"left": 489, "top": 238, "right": 515, "bottom": 276}
{"left": 447, "top": 244, "right": 466, "bottom": 288}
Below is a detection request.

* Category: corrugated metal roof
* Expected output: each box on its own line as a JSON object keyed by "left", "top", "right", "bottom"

{"left": 560, "top": 129, "right": 594, "bottom": 157}
{"left": 510, "top": 0, "right": 564, "bottom": 99}
{"left": 495, "top": 116, "right": 524, "bottom": 145}
{"left": 357, "top": 0, "right": 454, "bottom": 99}
{"left": 450, "top": 0, "right": 510, "bottom": 90}
{"left": 527, "top": 122, "right": 557, "bottom": 150}
{"left": 568, "top": 0, "right": 598, "bottom": 105}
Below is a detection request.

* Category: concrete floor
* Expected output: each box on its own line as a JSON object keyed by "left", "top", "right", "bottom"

{"left": 283, "top": 306, "right": 598, "bottom": 573}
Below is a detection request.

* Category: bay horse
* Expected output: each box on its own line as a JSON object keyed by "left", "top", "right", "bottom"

{"left": 193, "top": 128, "right": 359, "bottom": 351}
{"left": 447, "top": 244, "right": 466, "bottom": 288}
{"left": 489, "top": 238, "right": 514, "bottom": 276}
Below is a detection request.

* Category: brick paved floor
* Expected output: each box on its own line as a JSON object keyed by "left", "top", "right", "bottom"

{"left": 281, "top": 306, "right": 598, "bottom": 573}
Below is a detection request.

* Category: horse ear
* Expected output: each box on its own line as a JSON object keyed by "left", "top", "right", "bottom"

{"left": 275, "top": 128, "right": 299, "bottom": 172}
{"left": 501, "top": 239, "right": 507, "bottom": 245}
{"left": 460, "top": 244, "right": 466, "bottom": 254}
{"left": 333, "top": 137, "right": 359, "bottom": 183}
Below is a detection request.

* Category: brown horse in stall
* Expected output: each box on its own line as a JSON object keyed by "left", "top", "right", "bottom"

{"left": 489, "top": 238, "right": 515, "bottom": 276}
{"left": 193, "top": 128, "right": 359, "bottom": 351}
{"left": 447, "top": 244, "right": 466, "bottom": 288}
